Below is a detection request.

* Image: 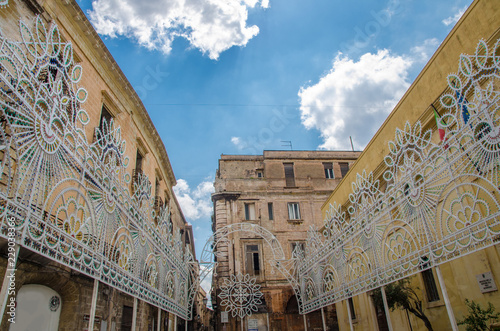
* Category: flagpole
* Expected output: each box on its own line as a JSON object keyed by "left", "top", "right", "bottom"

{"left": 430, "top": 103, "right": 481, "bottom": 174}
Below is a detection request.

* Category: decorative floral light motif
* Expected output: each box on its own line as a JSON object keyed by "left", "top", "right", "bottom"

{"left": 446, "top": 192, "right": 488, "bottom": 231}
{"left": 386, "top": 231, "right": 412, "bottom": 262}
{"left": 348, "top": 252, "right": 370, "bottom": 281}
{"left": 109, "top": 227, "right": 134, "bottom": 271}
{"left": 440, "top": 39, "right": 500, "bottom": 187}
{"left": 0, "top": 16, "right": 197, "bottom": 320}
{"left": 383, "top": 121, "right": 432, "bottom": 184}
{"left": 165, "top": 271, "right": 176, "bottom": 299}
{"left": 57, "top": 197, "right": 92, "bottom": 242}
{"left": 323, "top": 267, "right": 338, "bottom": 293}
{"left": 304, "top": 226, "right": 323, "bottom": 258}
{"left": 219, "top": 273, "right": 263, "bottom": 318}
{"left": 200, "top": 223, "right": 304, "bottom": 314}
{"left": 437, "top": 182, "right": 497, "bottom": 247}
{"left": 297, "top": 38, "right": 500, "bottom": 314}
{"left": 323, "top": 202, "right": 349, "bottom": 243}
{"left": 305, "top": 278, "right": 315, "bottom": 301}
{"left": 145, "top": 259, "right": 158, "bottom": 288}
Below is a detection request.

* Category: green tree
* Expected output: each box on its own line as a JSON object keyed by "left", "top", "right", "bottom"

{"left": 373, "top": 278, "right": 433, "bottom": 331}
{"left": 457, "top": 299, "right": 500, "bottom": 331}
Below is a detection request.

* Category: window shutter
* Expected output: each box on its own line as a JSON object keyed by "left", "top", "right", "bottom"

{"left": 284, "top": 163, "right": 295, "bottom": 187}
{"left": 340, "top": 162, "right": 349, "bottom": 177}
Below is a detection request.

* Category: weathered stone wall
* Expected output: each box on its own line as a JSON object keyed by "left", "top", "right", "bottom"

{"left": 0, "top": 0, "right": 186, "bottom": 233}
{"left": 213, "top": 151, "right": 359, "bottom": 330}
{"left": 0, "top": 0, "right": 194, "bottom": 329}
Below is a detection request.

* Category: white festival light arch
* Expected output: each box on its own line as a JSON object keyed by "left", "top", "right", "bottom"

{"left": 298, "top": 37, "right": 500, "bottom": 314}
{"left": 0, "top": 16, "right": 198, "bottom": 320}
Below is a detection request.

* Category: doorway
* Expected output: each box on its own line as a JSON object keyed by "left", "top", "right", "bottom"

{"left": 9, "top": 284, "right": 62, "bottom": 331}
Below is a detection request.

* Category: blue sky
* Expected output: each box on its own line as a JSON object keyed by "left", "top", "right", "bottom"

{"left": 76, "top": 0, "right": 471, "bottom": 290}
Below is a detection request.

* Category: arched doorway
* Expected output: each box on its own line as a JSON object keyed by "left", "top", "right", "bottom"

{"left": 9, "top": 284, "right": 62, "bottom": 331}
{"left": 285, "top": 295, "right": 303, "bottom": 331}
{"left": 200, "top": 223, "right": 299, "bottom": 292}
{"left": 201, "top": 223, "right": 303, "bottom": 330}
{"left": 285, "top": 295, "right": 324, "bottom": 331}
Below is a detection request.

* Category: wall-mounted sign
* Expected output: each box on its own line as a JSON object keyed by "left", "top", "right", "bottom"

{"left": 221, "top": 311, "right": 229, "bottom": 323}
{"left": 83, "top": 315, "right": 101, "bottom": 324}
{"left": 248, "top": 318, "right": 258, "bottom": 331}
{"left": 476, "top": 272, "right": 497, "bottom": 293}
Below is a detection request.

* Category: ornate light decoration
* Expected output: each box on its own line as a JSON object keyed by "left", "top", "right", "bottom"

{"left": 218, "top": 273, "right": 263, "bottom": 319}
{"left": 297, "top": 37, "right": 500, "bottom": 314}
{"left": 200, "top": 223, "right": 304, "bottom": 312}
{"left": 0, "top": 16, "right": 197, "bottom": 320}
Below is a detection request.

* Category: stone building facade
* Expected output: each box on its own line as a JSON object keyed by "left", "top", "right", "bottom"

{"left": 195, "top": 287, "right": 213, "bottom": 331}
{"left": 0, "top": 0, "right": 197, "bottom": 330}
{"left": 211, "top": 150, "right": 360, "bottom": 331}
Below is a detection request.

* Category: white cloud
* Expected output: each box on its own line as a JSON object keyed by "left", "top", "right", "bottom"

{"left": 442, "top": 5, "right": 468, "bottom": 26}
{"left": 174, "top": 178, "right": 214, "bottom": 220}
{"left": 199, "top": 265, "right": 213, "bottom": 307}
{"left": 200, "top": 265, "right": 213, "bottom": 291}
{"left": 88, "top": 0, "right": 269, "bottom": 60}
{"left": 231, "top": 136, "right": 245, "bottom": 150}
{"left": 298, "top": 49, "right": 412, "bottom": 150}
{"left": 410, "top": 38, "right": 440, "bottom": 63}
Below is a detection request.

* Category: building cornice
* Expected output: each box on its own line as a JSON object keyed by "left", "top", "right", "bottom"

{"left": 47, "top": 0, "right": 176, "bottom": 187}
{"left": 212, "top": 192, "right": 241, "bottom": 202}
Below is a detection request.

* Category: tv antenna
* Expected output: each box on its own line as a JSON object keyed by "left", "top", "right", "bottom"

{"left": 281, "top": 140, "right": 293, "bottom": 150}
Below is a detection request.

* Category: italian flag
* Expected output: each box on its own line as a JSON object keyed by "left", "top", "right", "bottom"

{"left": 434, "top": 109, "right": 446, "bottom": 141}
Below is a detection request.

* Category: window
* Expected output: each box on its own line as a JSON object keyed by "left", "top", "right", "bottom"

{"left": 339, "top": 162, "right": 349, "bottom": 177}
{"left": 99, "top": 106, "right": 113, "bottom": 131}
{"left": 132, "top": 150, "right": 144, "bottom": 194}
{"left": 291, "top": 242, "right": 305, "bottom": 257}
{"left": 256, "top": 170, "right": 264, "bottom": 178}
{"left": 121, "top": 305, "right": 133, "bottom": 331}
{"left": 421, "top": 269, "right": 440, "bottom": 302}
{"left": 348, "top": 297, "right": 356, "bottom": 320}
{"left": 324, "top": 163, "right": 334, "bottom": 179}
{"left": 153, "top": 178, "right": 163, "bottom": 225}
{"left": 244, "top": 203, "right": 256, "bottom": 220}
{"left": 164, "top": 190, "right": 170, "bottom": 207}
{"left": 245, "top": 244, "right": 260, "bottom": 276}
{"left": 268, "top": 203, "right": 274, "bottom": 221}
{"left": 421, "top": 257, "right": 440, "bottom": 302}
{"left": 422, "top": 269, "right": 440, "bottom": 302}
{"left": 135, "top": 150, "right": 143, "bottom": 174}
{"left": 94, "top": 106, "right": 113, "bottom": 142}
{"left": 284, "top": 163, "right": 295, "bottom": 187}
{"left": 168, "top": 217, "right": 173, "bottom": 234}
{"left": 288, "top": 202, "right": 301, "bottom": 220}
{"left": 155, "top": 177, "right": 161, "bottom": 196}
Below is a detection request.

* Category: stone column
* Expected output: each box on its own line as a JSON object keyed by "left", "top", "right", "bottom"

{"left": 381, "top": 286, "right": 393, "bottom": 331}
{"left": 346, "top": 300, "right": 354, "bottom": 331}
{"left": 132, "top": 297, "right": 138, "bottom": 331}
{"left": 88, "top": 279, "right": 99, "bottom": 330}
{"left": 435, "top": 266, "right": 458, "bottom": 331}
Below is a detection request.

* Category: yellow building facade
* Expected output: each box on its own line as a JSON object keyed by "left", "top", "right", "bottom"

{"left": 310, "top": 0, "right": 500, "bottom": 330}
